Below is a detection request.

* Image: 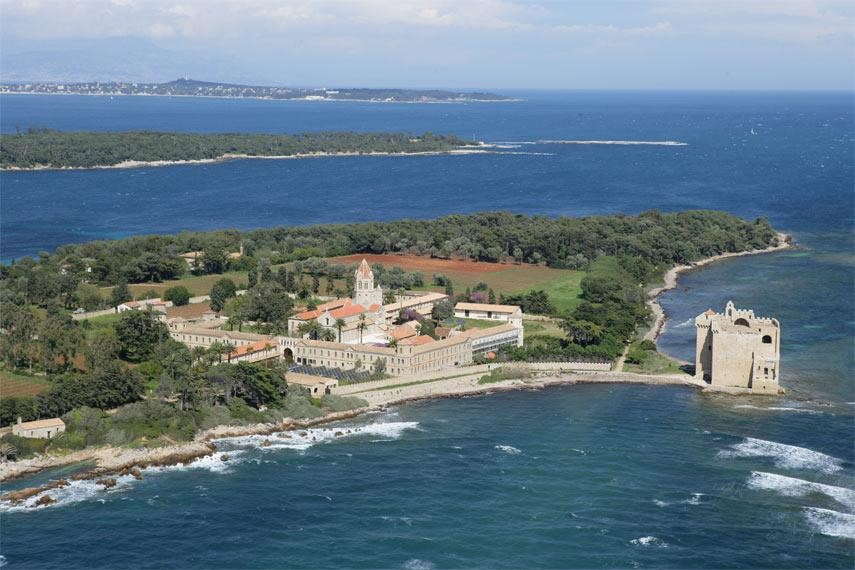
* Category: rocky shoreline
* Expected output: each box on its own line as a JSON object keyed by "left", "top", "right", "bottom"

{"left": 0, "top": 238, "right": 793, "bottom": 507}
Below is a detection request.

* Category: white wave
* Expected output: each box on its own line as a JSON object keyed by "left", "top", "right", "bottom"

{"left": 495, "top": 445, "right": 522, "bottom": 455}
{"left": 684, "top": 493, "right": 704, "bottom": 505}
{"left": 495, "top": 151, "right": 556, "bottom": 156}
{"left": 720, "top": 437, "right": 842, "bottom": 473}
{"left": 733, "top": 404, "right": 822, "bottom": 415}
{"left": 0, "top": 450, "right": 239, "bottom": 513}
{"left": 493, "top": 140, "right": 688, "bottom": 146}
{"left": 671, "top": 318, "right": 695, "bottom": 329}
{"left": 653, "top": 499, "right": 669, "bottom": 507}
{"left": 403, "top": 559, "right": 435, "bottom": 570}
{"left": 540, "top": 139, "right": 687, "bottom": 146}
{"left": 0, "top": 474, "right": 137, "bottom": 513}
{"left": 630, "top": 536, "right": 669, "bottom": 547}
{"left": 803, "top": 507, "right": 855, "bottom": 539}
{"left": 0, "top": 555, "right": 6, "bottom": 568}
{"left": 216, "top": 421, "right": 419, "bottom": 452}
{"left": 748, "top": 472, "right": 855, "bottom": 510}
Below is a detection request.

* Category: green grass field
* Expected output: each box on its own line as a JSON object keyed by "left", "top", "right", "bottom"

{"left": 622, "top": 350, "right": 687, "bottom": 375}
{"left": 102, "top": 271, "right": 250, "bottom": 299}
{"left": 523, "top": 271, "right": 585, "bottom": 314}
{"left": 523, "top": 320, "right": 566, "bottom": 338}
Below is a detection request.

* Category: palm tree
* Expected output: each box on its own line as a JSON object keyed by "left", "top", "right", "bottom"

{"left": 297, "top": 320, "right": 322, "bottom": 340}
{"left": 357, "top": 313, "right": 367, "bottom": 344}
{"left": 0, "top": 442, "right": 18, "bottom": 461}
{"left": 335, "top": 318, "right": 346, "bottom": 342}
{"left": 320, "top": 329, "right": 336, "bottom": 342}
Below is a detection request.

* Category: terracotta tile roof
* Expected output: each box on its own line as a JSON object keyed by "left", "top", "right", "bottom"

{"left": 16, "top": 418, "right": 65, "bottom": 430}
{"left": 399, "top": 335, "right": 435, "bottom": 346}
{"left": 228, "top": 340, "right": 275, "bottom": 358}
{"left": 704, "top": 308, "right": 716, "bottom": 316}
{"left": 454, "top": 302, "right": 521, "bottom": 314}
{"left": 167, "top": 302, "right": 213, "bottom": 319}
{"left": 329, "top": 304, "right": 370, "bottom": 319}
{"left": 390, "top": 323, "right": 419, "bottom": 340}
{"left": 294, "top": 309, "right": 322, "bottom": 320}
{"left": 295, "top": 298, "right": 353, "bottom": 320}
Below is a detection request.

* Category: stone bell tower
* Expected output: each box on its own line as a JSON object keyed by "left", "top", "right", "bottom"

{"left": 354, "top": 259, "right": 383, "bottom": 307}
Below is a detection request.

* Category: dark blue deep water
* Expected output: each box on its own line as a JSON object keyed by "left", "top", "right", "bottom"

{"left": 0, "top": 92, "right": 853, "bottom": 568}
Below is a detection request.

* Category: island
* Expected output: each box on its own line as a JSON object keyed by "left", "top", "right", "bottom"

{"left": 0, "top": 78, "right": 513, "bottom": 103}
{"left": 0, "top": 130, "right": 476, "bottom": 169}
{"left": 0, "top": 210, "right": 789, "bottom": 504}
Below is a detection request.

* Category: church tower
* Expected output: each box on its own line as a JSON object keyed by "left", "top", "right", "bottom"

{"left": 354, "top": 259, "right": 383, "bottom": 307}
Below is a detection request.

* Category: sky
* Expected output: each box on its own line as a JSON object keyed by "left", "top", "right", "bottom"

{"left": 1, "top": 0, "right": 853, "bottom": 90}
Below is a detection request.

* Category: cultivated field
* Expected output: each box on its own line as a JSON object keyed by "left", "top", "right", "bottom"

{"left": 0, "top": 370, "right": 52, "bottom": 397}
{"left": 330, "top": 254, "right": 584, "bottom": 311}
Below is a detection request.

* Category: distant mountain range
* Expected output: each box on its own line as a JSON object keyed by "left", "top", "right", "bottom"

{"left": 0, "top": 78, "right": 512, "bottom": 103}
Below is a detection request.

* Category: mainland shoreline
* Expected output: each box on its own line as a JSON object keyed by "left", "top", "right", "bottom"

{"left": 0, "top": 238, "right": 793, "bottom": 501}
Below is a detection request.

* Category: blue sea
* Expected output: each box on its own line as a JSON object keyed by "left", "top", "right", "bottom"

{"left": 0, "top": 92, "right": 853, "bottom": 568}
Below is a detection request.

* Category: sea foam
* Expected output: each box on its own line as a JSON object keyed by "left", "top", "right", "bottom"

{"left": 630, "top": 536, "right": 668, "bottom": 547}
{"left": 0, "top": 450, "right": 239, "bottom": 513}
{"left": 748, "top": 472, "right": 855, "bottom": 510}
{"left": 733, "top": 404, "right": 822, "bottom": 415}
{"left": 216, "top": 421, "right": 419, "bottom": 452}
{"left": 720, "top": 437, "right": 843, "bottom": 473}
{"left": 803, "top": 507, "right": 855, "bottom": 539}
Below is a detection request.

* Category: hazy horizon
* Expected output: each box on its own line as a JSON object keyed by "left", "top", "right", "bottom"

{"left": 1, "top": 0, "right": 853, "bottom": 91}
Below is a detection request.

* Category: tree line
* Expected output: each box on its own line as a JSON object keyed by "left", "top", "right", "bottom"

{"left": 0, "top": 130, "right": 469, "bottom": 169}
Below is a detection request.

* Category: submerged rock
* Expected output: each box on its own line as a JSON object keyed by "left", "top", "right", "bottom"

{"left": 220, "top": 454, "right": 230, "bottom": 462}
{"left": 260, "top": 439, "right": 272, "bottom": 448}
{"left": 35, "top": 494, "right": 55, "bottom": 507}
{"left": 129, "top": 468, "right": 143, "bottom": 480}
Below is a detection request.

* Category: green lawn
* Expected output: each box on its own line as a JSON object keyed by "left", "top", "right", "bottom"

{"left": 623, "top": 350, "right": 687, "bottom": 375}
{"left": 102, "top": 271, "right": 250, "bottom": 299}
{"left": 524, "top": 271, "right": 584, "bottom": 314}
{"left": 523, "top": 320, "right": 566, "bottom": 338}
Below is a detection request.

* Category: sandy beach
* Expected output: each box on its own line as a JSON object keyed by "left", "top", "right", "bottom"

{"left": 644, "top": 232, "right": 792, "bottom": 343}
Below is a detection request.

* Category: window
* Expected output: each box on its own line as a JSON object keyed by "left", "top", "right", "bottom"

{"left": 764, "top": 367, "right": 769, "bottom": 376}
{"left": 762, "top": 335, "right": 772, "bottom": 344}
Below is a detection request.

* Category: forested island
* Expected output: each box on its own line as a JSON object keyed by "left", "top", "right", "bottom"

{"left": 0, "top": 130, "right": 472, "bottom": 169}
{"left": 0, "top": 78, "right": 512, "bottom": 103}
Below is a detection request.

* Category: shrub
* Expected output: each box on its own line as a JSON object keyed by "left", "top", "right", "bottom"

{"left": 0, "top": 433, "right": 50, "bottom": 458}
{"left": 320, "top": 395, "right": 368, "bottom": 412}
{"left": 163, "top": 286, "right": 191, "bottom": 306}
{"left": 639, "top": 339, "right": 657, "bottom": 351}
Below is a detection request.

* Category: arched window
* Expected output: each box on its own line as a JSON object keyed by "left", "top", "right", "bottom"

{"left": 762, "top": 335, "right": 772, "bottom": 344}
{"left": 734, "top": 318, "right": 750, "bottom": 327}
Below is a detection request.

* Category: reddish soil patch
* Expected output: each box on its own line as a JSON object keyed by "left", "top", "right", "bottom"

{"left": 332, "top": 254, "right": 512, "bottom": 275}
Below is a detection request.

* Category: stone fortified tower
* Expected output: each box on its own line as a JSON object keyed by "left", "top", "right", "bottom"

{"left": 353, "top": 259, "right": 384, "bottom": 308}
{"left": 694, "top": 301, "right": 780, "bottom": 393}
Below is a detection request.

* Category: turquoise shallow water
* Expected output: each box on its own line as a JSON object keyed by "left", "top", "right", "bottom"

{"left": 0, "top": 92, "right": 852, "bottom": 567}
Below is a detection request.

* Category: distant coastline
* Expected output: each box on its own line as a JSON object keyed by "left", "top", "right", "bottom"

{"left": 0, "top": 78, "right": 515, "bottom": 104}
